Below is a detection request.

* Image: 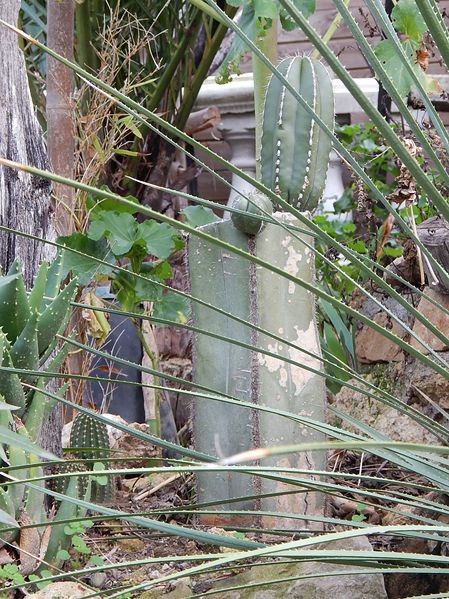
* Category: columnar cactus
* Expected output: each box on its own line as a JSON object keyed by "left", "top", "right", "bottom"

{"left": 189, "top": 56, "right": 333, "bottom": 527}
{"left": 261, "top": 56, "right": 334, "bottom": 211}
{"left": 70, "top": 412, "right": 112, "bottom": 503}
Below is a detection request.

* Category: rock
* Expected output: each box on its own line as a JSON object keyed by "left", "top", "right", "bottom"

{"left": 352, "top": 289, "right": 418, "bottom": 364}
{"left": 138, "top": 578, "right": 192, "bottom": 598}
{"left": 410, "top": 288, "right": 449, "bottom": 353}
{"left": 195, "top": 537, "right": 387, "bottom": 599}
{"left": 355, "top": 311, "right": 406, "bottom": 363}
{"left": 330, "top": 369, "right": 440, "bottom": 445}
{"left": 405, "top": 351, "right": 449, "bottom": 411}
{"left": 110, "top": 420, "right": 159, "bottom": 467}
{"left": 28, "top": 582, "right": 92, "bottom": 598}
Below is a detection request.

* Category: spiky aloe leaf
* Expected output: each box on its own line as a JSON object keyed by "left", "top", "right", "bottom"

{"left": 10, "top": 310, "right": 39, "bottom": 385}
{"left": 0, "top": 487, "right": 18, "bottom": 546}
{"left": 261, "top": 56, "right": 334, "bottom": 211}
{"left": 0, "top": 266, "right": 30, "bottom": 344}
{"left": 23, "top": 453, "right": 45, "bottom": 525}
{"left": 37, "top": 278, "right": 77, "bottom": 355}
{"left": 28, "top": 260, "right": 49, "bottom": 313}
{"left": 24, "top": 381, "right": 69, "bottom": 442}
{"left": 42, "top": 476, "right": 87, "bottom": 569}
{"left": 0, "top": 334, "right": 27, "bottom": 411}
{"left": 7, "top": 418, "right": 29, "bottom": 514}
{"left": 43, "top": 251, "right": 64, "bottom": 308}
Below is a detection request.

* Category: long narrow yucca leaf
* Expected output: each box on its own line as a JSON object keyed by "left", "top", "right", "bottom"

{"left": 135, "top": 178, "right": 449, "bottom": 363}
{"left": 24, "top": 327, "right": 449, "bottom": 441}
{"left": 336, "top": 0, "right": 449, "bottom": 158}
{"left": 22, "top": 377, "right": 449, "bottom": 497}
{"left": 271, "top": 0, "right": 449, "bottom": 220}
{"left": 192, "top": 2, "right": 449, "bottom": 284}
{"left": 191, "top": 569, "right": 449, "bottom": 599}
{"left": 2, "top": 220, "right": 449, "bottom": 448}
{"left": 7, "top": 11, "right": 449, "bottom": 362}
{"left": 420, "top": 0, "right": 449, "bottom": 74}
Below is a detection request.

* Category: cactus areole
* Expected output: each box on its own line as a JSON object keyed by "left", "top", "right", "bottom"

{"left": 260, "top": 56, "right": 334, "bottom": 211}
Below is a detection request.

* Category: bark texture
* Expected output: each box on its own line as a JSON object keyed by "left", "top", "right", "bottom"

{"left": 0, "top": 1, "right": 59, "bottom": 455}
{"left": 0, "top": 0, "right": 54, "bottom": 286}
{"left": 47, "top": 0, "right": 75, "bottom": 235}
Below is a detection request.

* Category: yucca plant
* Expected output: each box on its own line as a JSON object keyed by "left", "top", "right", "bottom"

{"left": 3, "top": 1, "right": 449, "bottom": 597}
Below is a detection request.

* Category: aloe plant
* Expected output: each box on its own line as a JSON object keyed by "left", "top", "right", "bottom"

{"left": 0, "top": 258, "right": 91, "bottom": 570}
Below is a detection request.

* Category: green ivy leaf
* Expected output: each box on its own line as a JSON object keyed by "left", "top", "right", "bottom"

{"left": 374, "top": 39, "right": 417, "bottom": 97}
{"left": 137, "top": 221, "right": 181, "bottom": 259}
{"left": 254, "top": 0, "right": 278, "bottom": 20}
{"left": 181, "top": 205, "right": 220, "bottom": 228}
{"left": 72, "top": 534, "right": 91, "bottom": 555}
{"left": 280, "top": 0, "right": 315, "bottom": 30}
{"left": 56, "top": 549, "right": 71, "bottom": 561}
{"left": 58, "top": 233, "right": 113, "bottom": 286}
{"left": 113, "top": 270, "right": 160, "bottom": 312}
{"left": 87, "top": 187, "right": 140, "bottom": 216}
{"left": 152, "top": 292, "right": 190, "bottom": 325}
{"left": 88, "top": 212, "right": 139, "bottom": 256}
{"left": 217, "top": 3, "right": 256, "bottom": 84}
{"left": 391, "top": 0, "right": 427, "bottom": 42}
{"left": 141, "top": 260, "right": 172, "bottom": 281}
{"left": 92, "top": 461, "right": 108, "bottom": 486}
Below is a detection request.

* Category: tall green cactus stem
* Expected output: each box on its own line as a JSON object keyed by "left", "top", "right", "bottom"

{"left": 70, "top": 412, "right": 111, "bottom": 503}
{"left": 189, "top": 222, "right": 256, "bottom": 523}
{"left": 261, "top": 56, "right": 334, "bottom": 211}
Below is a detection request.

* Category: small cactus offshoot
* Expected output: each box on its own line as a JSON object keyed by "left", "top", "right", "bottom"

{"left": 231, "top": 191, "right": 273, "bottom": 235}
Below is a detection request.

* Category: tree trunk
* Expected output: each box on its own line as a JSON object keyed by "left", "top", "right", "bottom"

{"left": 47, "top": 0, "right": 75, "bottom": 236}
{"left": 0, "top": 1, "right": 59, "bottom": 454}
{"left": 0, "top": 0, "right": 54, "bottom": 285}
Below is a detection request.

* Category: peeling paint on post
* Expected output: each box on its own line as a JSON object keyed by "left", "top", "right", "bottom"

{"left": 256, "top": 212, "right": 326, "bottom": 529}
